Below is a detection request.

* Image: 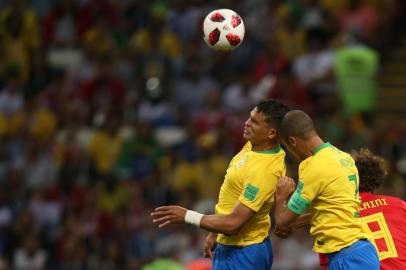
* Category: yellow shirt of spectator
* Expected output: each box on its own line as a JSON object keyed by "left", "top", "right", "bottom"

{"left": 288, "top": 142, "right": 369, "bottom": 253}
{"left": 216, "top": 142, "right": 286, "bottom": 246}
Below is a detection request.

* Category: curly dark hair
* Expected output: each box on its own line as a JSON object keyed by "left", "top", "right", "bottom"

{"left": 352, "top": 148, "right": 388, "bottom": 193}
{"left": 255, "top": 100, "right": 290, "bottom": 128}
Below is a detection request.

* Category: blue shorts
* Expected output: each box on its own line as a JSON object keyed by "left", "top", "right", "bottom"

{"left": 213, "top": 238, "right": 273, "bottom": 270}
{"left": 327, "top": 239, "right": 379, "bottom": 270}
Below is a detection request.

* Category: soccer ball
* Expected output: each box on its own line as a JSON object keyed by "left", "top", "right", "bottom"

{"left": 203, "top": 9, "right": 245, "bottom": 50}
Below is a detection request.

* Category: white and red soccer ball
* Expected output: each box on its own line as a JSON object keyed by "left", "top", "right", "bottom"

{"left": 203, "top": 9, "right": 245, "bottom": 50}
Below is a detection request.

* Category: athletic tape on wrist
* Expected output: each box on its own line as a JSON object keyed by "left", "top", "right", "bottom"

{"left": 184, "top": 210, "right": 203, "bottom": 227}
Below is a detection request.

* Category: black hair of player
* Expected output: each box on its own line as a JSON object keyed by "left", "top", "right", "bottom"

{"left": 255, "top": 100, "right": 290, "bottom": 128}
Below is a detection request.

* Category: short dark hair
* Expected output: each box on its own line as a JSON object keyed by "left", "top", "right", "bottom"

{"left": 279, "top": 110, "right": 316, "bottom": 140}
{"left": 352, "top": 148, "right": 388, "bottom": 193}
{"left": 255, "top": 100, "right": 290, "bottom": 128}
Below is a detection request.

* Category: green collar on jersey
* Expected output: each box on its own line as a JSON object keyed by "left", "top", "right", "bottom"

{"left": 253, "top": 145, "right": 282, "bottom": 154}
{"left": 312, "top": 142, "right": 332, "bottom": 156}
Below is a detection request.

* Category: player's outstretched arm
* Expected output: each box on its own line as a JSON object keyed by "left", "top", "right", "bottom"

{"left": 151, "top": 202, "right": 255, "bottom": 235}
{"left": 274, "top": 176, "right": 299, "bottom": 227}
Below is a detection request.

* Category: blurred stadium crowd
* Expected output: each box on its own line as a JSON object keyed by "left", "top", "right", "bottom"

{"left": 0, "top": 0, "right": 405, "bottom": 269}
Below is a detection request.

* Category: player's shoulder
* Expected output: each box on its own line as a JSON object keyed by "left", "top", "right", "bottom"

{"left": 303, "top": 145, "right": 352, "bottom": 170}
{"left": 325, "top": 144, "right": 354, "bottom": 162}
{"left": 242, "top": 141, "right": 252, "bottom": 151}
{"left": 247, "top": 146, "right": 286, "bottom": 174}
{"left": 383, "top": 195, "right": 406, "bottom": 215}
{"left": 299, "top": 154, "right": 321, "bottom": 171}
{"left": 298, "top": 158, "right": 320, "bottom": 181}
{"left": 383, "top": 195, "right": 406, "bottom": 208}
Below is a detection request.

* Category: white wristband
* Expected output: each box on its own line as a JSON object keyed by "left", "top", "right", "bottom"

{"left": 184, "top": 210, "right": 203, "bottom": 227}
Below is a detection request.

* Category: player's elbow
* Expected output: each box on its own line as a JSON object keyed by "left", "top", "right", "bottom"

{"left": 223, "top": 225, "right": 242, "bottom": 235}
{"left": 222, "top": 220, "right": 244, "bottom": 235}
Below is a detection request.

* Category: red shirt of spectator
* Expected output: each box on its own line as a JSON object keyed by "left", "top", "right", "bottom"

{"left": 79, "top": 58, "right": 126, "bottom": 111}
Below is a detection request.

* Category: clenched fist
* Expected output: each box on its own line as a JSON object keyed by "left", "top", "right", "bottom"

{"left": 275, "top": 176, "right": 296, "bottom": 201}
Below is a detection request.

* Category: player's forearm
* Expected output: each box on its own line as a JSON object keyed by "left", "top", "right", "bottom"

{"left": 151, "top": 204, "right": 252, "bottom": 233}
{"left": 199, "top": 214, "right": 243, "bottom": 235}
{"left": 274, "top": 197, "right": 296, "bottom": 227}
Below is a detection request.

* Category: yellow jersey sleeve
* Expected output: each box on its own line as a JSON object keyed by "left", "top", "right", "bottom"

{"left": 288, "top": 163, "right": 322, "bottom": 214}
{"left": 239, "top": 170, "right": 279, "bottom": 212}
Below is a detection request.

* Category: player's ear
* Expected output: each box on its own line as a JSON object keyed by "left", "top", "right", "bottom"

{"left": 288, "top": 136, "right": 296, "bottom": 146}
{"left": 268, "top": 128, "right": 277, "bottom": 140}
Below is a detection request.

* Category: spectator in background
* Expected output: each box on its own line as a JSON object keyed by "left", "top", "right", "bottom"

{"left": 338, "top": 0, "right": 379, "bottom": 45}
{"left": 166, "top": 0, "right": 204, "bottom": 43}
{"left": 137, "top": 80, "right": 177, "bottom": 127}
{"left": 65, "top": 41, "right": 98, "bottom": 96}
{"left": 130, "top": 4, "right": 182, "bottom": 61}
{"left": 80, "top": 55, "right": 126, "bottom": 118}
{"left": 13, "top": 233, "right": 47, "bottom": 270}
{"left": 174, "top": 60, "right": 219, "bottom": 118}
{"left": 293, "top": 27, "right": 335, "bottom": 114}
{"left": 82, "top": 12, "right": 117, "bottom": 57}
{"left": 76, "top": 0, "right": 118, "bottom": 39}
{"left": 335, "top": 32, "right": 379, "bottom": 121}
{"left": 301, "top": 0, "right": 328, "bottom": 30}
{"left": 115, "top": 121, "right": 164, "bottom": 181}
{"left": 25, "top": 51, "right": 55, "bottom": 98}
{"left": 223, "top": 72, "right": 255, "bottom": 114}
{"left": 88, "top": 112, "right": 124, "bottom": 178}
{"left": 0, "top": 67, "right": 24, "bottom": 117}
{"left": 193, "top": 86, "right": 227, "bottom": 136}
{"left": 0, "top": 0, "right": 40, "bottom": 83}
{"left": 19, "top": 139, "right": 58, "bottom": 190}
{"left": 274, "top": 2, "right": 306, "bottom": 62}
{"left": 43, "top": 0, "right": 79, "bottom": 48}
{"left": 253, "top": 41, "right": 288, "bottom": 83}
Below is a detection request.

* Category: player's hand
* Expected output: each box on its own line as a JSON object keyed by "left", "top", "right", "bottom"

{"left": 274, "top": 224, "right": 291, "bottom": 239}
{"left": 151, "top": 205, "right": 187, "bottom": 228}
{"left": 292, "top": 213, "right": 311, "bottom": 229}
{"left": 275, "top": 176, "right": 296, "bottom": 201}
{"left": 203, "top": 232, "right": 217, "bottom": 260}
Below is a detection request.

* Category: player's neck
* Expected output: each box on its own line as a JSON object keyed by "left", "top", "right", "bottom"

{"left": 250, "top": 141, "right": 279, "bottom": 152}
{"left": 305, "top": 136, "right": 325, "bottom": 157}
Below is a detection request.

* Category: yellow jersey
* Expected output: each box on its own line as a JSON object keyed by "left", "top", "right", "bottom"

{"left": 288, "top": 142, "right": 369, "bottom": 253}
{"left": 216, "top": 142, "right": 286, "bottom": 246}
